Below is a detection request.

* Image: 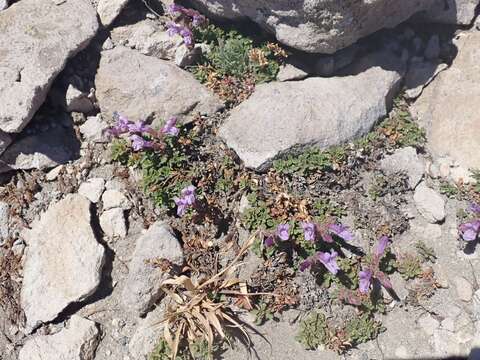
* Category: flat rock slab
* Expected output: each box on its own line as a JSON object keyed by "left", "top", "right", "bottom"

{"left": 190, "top": 0, "right": 435, "bottom": 53}
{"left": 19, "top": 316, "right": 100, "bottom": 360}
{"left": 0, "top": 125, "right": 80, "bottom": 173}
{"left": 122, "top": 221, "right": 183, "bottom": 316}
{"left": 21, "top": 194, "right": 105, "bottom": 331}
{"left": 95, "top": 46, "right": 223, "bottom": 125}
{"left": 412, "top": 31, "right": 480, "bottom": 169}
{"left": 0, "top": 0, "right": 98, "bottom": 133}
{"left": 220, "top": 64, "right": 402, "bottom": 170}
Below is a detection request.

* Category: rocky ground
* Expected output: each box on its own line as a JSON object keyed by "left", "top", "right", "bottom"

{"left": 0, "top": 0, "right": 480, "bottom": 360}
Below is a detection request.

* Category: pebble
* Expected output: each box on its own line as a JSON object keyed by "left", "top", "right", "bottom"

{"left": 453, "top": 276, "right": 473, "bottom": 302}
{"left": 78, "top": 178, "right": 105, "bottom": 203}
{"left": 418, "top": 314, "right": 440, "bottom": 336}
{"left": 413, "top": 182, "right": 446, "bottom": 223}
{"left": 102, "top": 190, "right": 131, "bottom": 210}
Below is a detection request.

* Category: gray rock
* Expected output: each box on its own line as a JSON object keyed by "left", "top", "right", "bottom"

{"left": 95, "top": 46, "right": 223, "bottom": 124}
{"left": 20, "top": 194, "right": 105, "bottom": 331}
{"left": 423, "top": 0, "right": 479, "bottom": 25}
{"left": 78, "top": 178, "right": 105, "bottom": 203}
{"left": 175, "top": 44, "right": 203, "bottom": 68}
{"left": 100, "top": 208, "right": 127, "bottom": 238}
{"left": 380, "top": 147, "right": 425, "bottom": 189}
{"left": 189, "top": 0, "right": 435, "bottom": 53}
{"left": 97, "top": 0, "right": 129, "bottom": 27}
{"left": 453, "top": 276, "right": 473, "bottom": 302}
{"left": 404, "top": 61, "right": 448, "bottom": 99}
{"left": 79, "top": 114, "right": 109, "bottom": 143}
{"left": 277, "top": 64, "right": 309, "bottom": 82}
{"left": 219, "top": 53, "right": 403, "bottom": 170}
{"left": 412, "top": 32, "right": 480, "bottom": 169}
{"left": 102, "top": 189, "right": 131, "bottom": 210}
{"left": 0, "top": 130, "right": 11, "bottom": 156}
{"left": 0, "top": 201, "right": 9, "bottom": 245}
{"left": 65, "top": 84, "right": 94, "bottom": 113}
{"left": 0, "top": 125, "right": 79, "bottom": 173}
{"left": 417, "top": 313, "right": 440, "bottom": 336}
{"left": 128, "top": 305, "right": 165, "bottom": 359}
{"left": 424, "top": 35, "right": 441, "bottom": 60}
{"left": 0, "top": 0, "right": 7, "bottom": 10}
{"left": 19, "top": 316, "right": 100, "bottom": 360}
{"left": 0, "top": 0, "right": 98, "bottom": 133}
{"left": 122, "top": 221, "right": 183, "bottom": 315}
{"left": 111, "top": 19, "right": 183, "bottom": 59}
{"left": 413, "top": 182, "right": 446, "bottom": 223}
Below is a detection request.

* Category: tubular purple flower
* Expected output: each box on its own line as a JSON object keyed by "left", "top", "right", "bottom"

{"left": 180, "top": 28, "right": 193, "bottom": 46}
{"left": 168, "top": 3, "right": 184, "bottom": 14}
{"left": 174, "top": 197, "right": 188, "bottom": 217}
{"left": 299, "top": 258, "right": 313, "bottom": 272}
{"left": 459, "top": 220, "right": 480, "bottom": 241}
{"left": 329, "top": 223, "right": 354, "bottom": 242}
{"left": 166, "top": 22, "right": 183, "bottom": 37}
{"left": 161, "top": 117, "right": 180, "bottom": 136}
{"left": 264, "top": 235, "right": 275, "bottom": 248}
{"left": 128, "top": 121, "right": 152, "bottom": 134}
{"left": 276, "top": 224, "right": 290, "bottom": 241}
{"left": 375, "top": 236, "right": 390, "bottom": 257}
{"left": 192, "top": 14, "right": 205, "bottom": 27}
{"left": 129, "top": 135, "right": 153, "bottom": 151}
{"left": 301, "top": 222, "right": 316, "bottom": 242}
{"left": 469, "top": 202, "right": 480, "bottom": 214}
{"left": 181, "top": 185, "right": 196, "bottom": 205}
{"left": 359, "top": 269, "right": 372, "bottom": 293}
{"left": 317, "top": 250, "right": 339, "bottom": 275}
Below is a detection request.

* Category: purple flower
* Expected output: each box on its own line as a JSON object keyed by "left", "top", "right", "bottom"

{"left": 129, "top": 134, "right": 153, "bottom": 151}
{"left": 179, "top": 28, "right": 193, "bottom": 46}
{"left": 329, "top": 223, "right": 354, "bottom": 242}
{"left": 181, "top": 185, "right": 196, "bottom": 205}
{"left": 192, "top": 14, "right": 205, "bottom": 27}
{"left": 161, "top": 117, "right": 180, "bottom": 136}
{"left": 469, "top": 202, "right": 480, "bottom": 214}
{"left": 299, "top": 258, "right": 313, "bottom": 272}
{"left": 359, "top": 269, "right": 372, "bottom": 293}
{"left": 375, "top": 236, "right": 389, "bottom": 257}
{"left": 459, "top": 220, "right": 480, "bottom": 242}
{"left": 168, "top": 3, "right": 184, "bottom": 14}
{"left": 264, "top": 235, "right": 275, "bottom": 248}
{"left": 174, "top": 197, "right": 188, "bottom": 217}
{"left": 128, "top": 121, "right": 152, "bottom": 134}
{"left": 107, "top": 113, "right": 132, "bottom": 136}
{"left": 276, "top": 224, "right": 290, "bottom": 241}
{"left": 301, "top": 222, "right": 316, "bottom": 242}
{"left": 166, "top": 22, "right": 183, "bottom": 37}
{"left": 317, "top": 250, "right": 339, "bottom": 275}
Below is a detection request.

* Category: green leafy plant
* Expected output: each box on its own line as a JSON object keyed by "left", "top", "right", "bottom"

{"left": 242, "top": 193, "right": 274, "bottom": 231}
{"left": 415, "top": 241, "right": 437, "bottom": 263}
{"left": 396, "top": 254, "right": 423, "bottom": 280}
{"left": 440, "top": 181, "right": 459, "bottom": 198}
{"left": 296, "top": 311, "right": 328, "bottom": 350}
{"left": 345, "top": 313, "right": 383, "bottom": 345}
{"left": 251, "top": 302, "right": 274, "bottom": 325}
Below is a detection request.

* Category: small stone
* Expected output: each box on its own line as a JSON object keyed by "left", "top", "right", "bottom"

{"left": 79, "top": 114, "right": 109, "bottom": 143}
{"left": 78, "top": 178, "right": 105, "bottom": 203}
{"left": 453, "top": 276, "right": 473, "bottom": 302}
{"left": 19, "top": 316, "right": 100, "bottom": 360}
{"left": 100, "top": 208, "right": 127, "bottom": 238}
{"left": 450, "top": 166, "right": 477, "bottom": 185}
{"left": 102, "top": 37, "right": 114, "bottom": 50}
{"left": 102, "top": 189, "right": 131, "bottom": 210}
{"left": 122, "top": 221, "right": 183, "bottom": 315}
{"left": 441, "top": 317, "right": 455, "bottom": 332}
{"left": 65, "top": 84, "right": 94, "bottom": 113}
{"left": 413, "top": 182, "right": 446, "bottom": 223}
{"left": 432, "top": 265, "right": 449, "bottom": 288}
{"left": 277, "top": 63, "right": 308, "bottom": 82}
{"left": 417, "top": 314, "right": 440, "bottom": 336}
{"left": 45, "top": 165, "right": 64, "bottom": 181}
{"left": 97, "top": 0, "right": 129, "bottom": 27}
{"left": 380, "top": 146, "right": 424, "bottom": 189}
{"left": 424, "top": 35, "right": 440, "bottom": 60}
{"left": 20, "top": 195, "right": 105, "bottom": 331}
{"left": 174, "top": 44, "right": 202, "bottom": 68}
{"left": 0, "top": 0, "right": 8, "bottom": 10}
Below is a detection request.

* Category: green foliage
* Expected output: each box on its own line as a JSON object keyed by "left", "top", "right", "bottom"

{"left": 368, "top": 175, "right": 388, "bottom": 201}
{"left": 312, "top": 199, "right": 346, "bottom": 221}
{"left": 149, "top": 339, "right": 179, "bottom": 360}
{"left": 345, "top": 314, "right": 383, "bottom": 345}
{"left": 251, "top": 302, "right": 274, "bottom": 325}
{"left": 192, "top": 24, "right": 284, "bottom": 84}
{"left": 110, "top": 139, "right": 130, "bottom": 164}
{"left": 439, "top": 181, "right": 459, "bottom": 198}
{"left": 242, "top": 193, "right": 274, "bottom": 231}
{"left": 396, "top": 254, "right": 422, "bottom": 280}
{"left": 189, "top": 339, "right": 214, "bottom": 360}
{"left": 296, "top": 311, "right": 328, "bottom": 350}
{"left": 273, "top": 146, "right": 346, "bottom": 177}
{"left": 415, "top": 241, "right": 437, "bottom": 263}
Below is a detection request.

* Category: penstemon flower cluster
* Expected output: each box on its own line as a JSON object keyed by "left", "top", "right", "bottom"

{"left": 358, "top": 236, "right": 392, "bottom": 293}
{"left": 106, "top": 113, "right": 179, "bottom": 151}
{"left": 459, "top": 203, "right": 480, "bottom": 243}
{"left": 166, "top": 4, "right": 206, "bottom": 47}
{"left": 262, "top": 220, "right": 354, "bottom": 276}
{"left": 174, "top": 185, "right": 196, "bottom": 217}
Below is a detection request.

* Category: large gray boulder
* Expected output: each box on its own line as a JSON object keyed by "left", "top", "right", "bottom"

{"left": 411, "top": 31, "right": 480, "bottom": 170}
{"left": 219, "top": 53, "right": 403, "bottom": 170}
{"left": 422, "top": 0, "right": 480, "bottom": 25}
{"left": 189, "top": 0, "right": 435, "bottom": 53}
{"left": 21, "top": 195, "right": 105, "bottom": 331}
{"left": 95, "top": 46, "right": 223, "bottom": 125}
{"left": 0, "top": 0, "right": 98, "bottom": 133}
